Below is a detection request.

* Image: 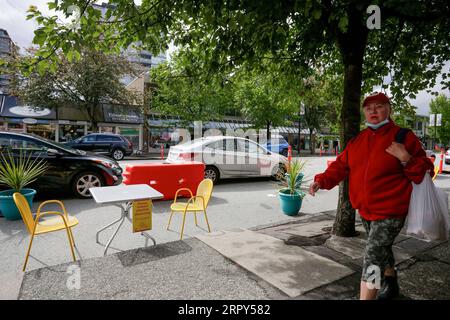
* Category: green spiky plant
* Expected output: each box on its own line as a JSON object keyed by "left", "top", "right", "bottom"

{"left": 278, "top": 159, "right": 307, "bottom": 198}
{"left": 0, "top": 149, "right": 48, "bottom": 191}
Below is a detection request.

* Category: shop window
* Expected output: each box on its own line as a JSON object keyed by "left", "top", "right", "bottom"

{"left": 149, "top": 127, "right": 175, "bottom": 148}
{"left": 6, "top": 123, "right": 24, "bottom": 133}
{"left": 60, "top": 125, "right": 85, "bottom": 142}
{"left": 117, "top": 127, "right": 139, "bottom": 150}
{"left": 27, "top": 124, "right": 55, "bottom": 140}
{"left": 100, "top": 126, "right": 115, "bottom": 133}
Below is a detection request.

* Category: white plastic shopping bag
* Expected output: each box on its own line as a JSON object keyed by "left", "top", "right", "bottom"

{"left": 406, "top": 173, "right": 450, "bottom": 241}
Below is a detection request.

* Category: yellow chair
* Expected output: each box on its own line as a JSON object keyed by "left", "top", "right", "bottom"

{"left": 13, "top": 193, "right": 78, "bottom": 272}
{"left": 167, "top": 179, "right": 213, "bottom": 239}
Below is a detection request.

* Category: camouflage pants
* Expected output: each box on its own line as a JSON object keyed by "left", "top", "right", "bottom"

{"left": 360, "top": 217, "right": 405, "bottom": 283}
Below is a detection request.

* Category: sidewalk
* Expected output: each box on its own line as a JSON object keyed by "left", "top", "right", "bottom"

{"left": 17, "top": 210, "right": 450, "bottom": 300}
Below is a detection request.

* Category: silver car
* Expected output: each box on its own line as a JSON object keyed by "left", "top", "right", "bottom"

{"left": 166, "top": 136, "right": 287, "bottom": 183}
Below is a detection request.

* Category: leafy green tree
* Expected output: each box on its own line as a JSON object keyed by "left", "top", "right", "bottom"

{"left": 429, "top": 94, "right": 450, "bottom": 145}
{"left": 299, "top": 73, "right": 343, "bottom": 153}
{"left": 233, "top": 65, "right": 298, "bottom": 139}
{"left": 149, "top": 53, "right": 235, "bottom": 126}
{"left": 7, "top": 48, "right": 138, "bottom": 130}
{"left": 23, "top": 0, "right": 449, "bottom": 237}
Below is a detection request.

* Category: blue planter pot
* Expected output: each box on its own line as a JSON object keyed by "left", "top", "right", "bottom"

{"left": 279, "top": 189, "right": 303, "bottom": 216}
{"left": 0, "top": 189, "right": 36, "bottom": 221}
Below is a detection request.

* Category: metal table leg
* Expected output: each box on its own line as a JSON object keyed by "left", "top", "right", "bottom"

{"left": 97, "top": 201, "right": 157, "bottom": 256}
{"left": 96, "top": 203, "right": 127, "bottom": 256}
{"left": 96, "top": 215, "right": 124, "bottom": 244}
{"left": 125, "top": 200, "right": 157, "bottom": 247}
{"left": 140, "top": 232, "right": 157, "bottom": 246}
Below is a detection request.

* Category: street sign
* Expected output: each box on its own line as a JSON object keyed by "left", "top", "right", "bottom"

{"left": 132, "top": 199, "right": 152, "bottom": 232}
{"left": 429, "top": 114, "right": 435, "bottom": 126}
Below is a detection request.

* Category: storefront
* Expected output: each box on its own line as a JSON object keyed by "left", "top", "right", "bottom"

{"left": 1, "top": 96, "right": 144, "bottom": 151}
{"left": 1, "top": 95, "right": 318, "bottom": 153}
{"left": 147, "top": 114, "right": 181, "bottom": 148}
{"left": 0, "top": 95, "right": 57, "bottom": 137}
{"left": 57, "top": 120, "right": 91, "bottom": 142}
{"left": 100, "top": 104, "right": 144, "bottom": 151}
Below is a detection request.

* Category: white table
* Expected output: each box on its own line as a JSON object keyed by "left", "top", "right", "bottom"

{"left": 90, "top": 184, "right": 164, "bottom": 256}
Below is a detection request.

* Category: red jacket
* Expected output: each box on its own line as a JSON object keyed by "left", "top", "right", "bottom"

{"left": 314, "top": 121, "right": 434, "bottom": 221}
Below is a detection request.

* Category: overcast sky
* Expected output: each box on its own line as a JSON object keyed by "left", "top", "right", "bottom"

{"left": 1, "top": 0, "right": 448, "bottom": 115}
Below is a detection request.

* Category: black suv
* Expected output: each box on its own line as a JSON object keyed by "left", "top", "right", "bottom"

{"left": 0, "top": 132, "right": 123, "bottom": 198}
{"left": 65, "top": 133, "right": 133, "bottom": 161}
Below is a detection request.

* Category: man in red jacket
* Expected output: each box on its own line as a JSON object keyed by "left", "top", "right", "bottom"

{"left": 309, "top": 92, "right": 433, "bottom": 300}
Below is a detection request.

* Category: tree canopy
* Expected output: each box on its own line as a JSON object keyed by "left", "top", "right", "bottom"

{"left": 6, "top": 48, "right": 138, "bottom": 128}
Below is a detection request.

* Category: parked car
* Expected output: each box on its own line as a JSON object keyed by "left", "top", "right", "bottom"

{"left": 445, "top": 149, "right": 450, "bottom": 164}
{"left": 0, "top": 131, "right": 123, "bottom": 198}
{"left": 64, "top": 133, "right": 133, "bottom": 161}
{"left": 259, "top": 135, "right": 290, "bottom": 157}
{"left": 166, "top": 136, "right": 287, "bottom": 184}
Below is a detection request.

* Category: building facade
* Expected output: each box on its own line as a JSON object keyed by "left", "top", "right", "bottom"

{"left": 91, "top": 2, "right": 167, "bottom": 71}
{"left": 0, "top": 94, "right": 312, "bottom": 153}
{"left": 0, "top": 29, "right": 18, "bottom": 94}
{"left": 0, "top": 95, "right": 144, "bottom": 150}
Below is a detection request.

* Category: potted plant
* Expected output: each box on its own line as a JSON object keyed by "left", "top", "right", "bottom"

{"left": 277, "top": 159, "right": 307, "bottom": 216}
{"left": 0, "top": 150, "right": 48, "bottom": 220}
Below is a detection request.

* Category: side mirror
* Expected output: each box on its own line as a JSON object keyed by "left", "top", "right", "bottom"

{"left": 47, "top": 148, "right": 62, "bottom": 157}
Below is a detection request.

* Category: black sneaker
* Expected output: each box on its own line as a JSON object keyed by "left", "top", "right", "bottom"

{"left": 377, "top": 275, "right": 399, "bottom": 300}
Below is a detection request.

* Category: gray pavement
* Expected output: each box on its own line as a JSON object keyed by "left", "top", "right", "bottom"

{"left": 17, "top": 211, "right": 450, "bottom": 300}
{"left": 1, "top": 156, "right": 450, "bottom": 299}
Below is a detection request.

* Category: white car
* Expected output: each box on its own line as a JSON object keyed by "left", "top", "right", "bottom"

{"left": 445, "top": 149, "right": 450, "bottom": 164}
{"left": 166, "top": 136, "right": 287, "bottom": 183}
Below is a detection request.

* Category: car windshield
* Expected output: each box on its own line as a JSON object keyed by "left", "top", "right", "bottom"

{"left": 29, "top": 134, "right": 86, "bottom": 155}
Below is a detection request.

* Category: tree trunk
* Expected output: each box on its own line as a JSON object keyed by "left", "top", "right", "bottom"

{"left": 266, "top": 121, "right": 271, "bottom": 141}
{"left": 332, "top": 6, "right": 368, "bottom": 237}
{"left": 89, "top": 103, "right": 98, "bottom": 132}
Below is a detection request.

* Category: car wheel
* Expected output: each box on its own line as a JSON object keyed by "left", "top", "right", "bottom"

{"left": 272, "top": 163, "right": 287, "bottom": 180}
{"left": 204, "top": 166, "right": 220, "bottom": 184}
{"left": 112, "top": 148, "right": 125, "bottom": 161}
{"left": 281, "top": 148, "right": 288, "bottom": 157}
{"left": 72, "top": 171, "right": 104, "bottom": 198}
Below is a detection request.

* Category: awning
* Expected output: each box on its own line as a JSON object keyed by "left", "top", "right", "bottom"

{"left": 103, "top": 104, "right": 143, "bottom": 123}
{"left": 0, "top": 95, "right": 56, "bottom": 120}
